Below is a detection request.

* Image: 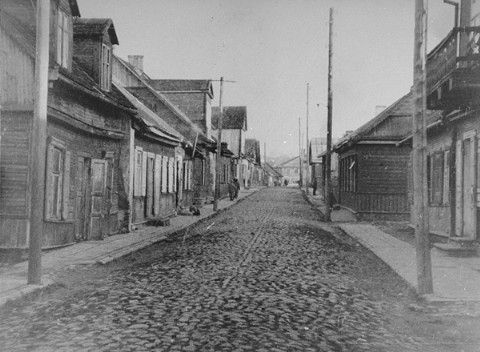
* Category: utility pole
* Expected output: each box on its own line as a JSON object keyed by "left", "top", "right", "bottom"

{"left": 305, "top": 83, "right": 310, "bottom": 195}
{"left": 325, "top": 8, "right": 334, "bottom": 222}
{"left": 412, "top": 0, "right": 433, "bottom": 294}
{"left": 213, "top": 77, "right": 224, "bottom": 212}
{"left": 28, "top": 0, "right": 50, "bottom": 284}
{"left": 298, "top": 116, "right": 303, "bottom": 188}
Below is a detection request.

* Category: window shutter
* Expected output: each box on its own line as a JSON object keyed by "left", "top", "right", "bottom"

{"left": 134, "top": 147, "right": 143, "bottom": 196}
{"left": 189, "top": 161, "right": 193, "bottom": 190}
{"left": 142, "top": 151, "right": 147, "bottom": 196}
{"left": 45, "top": 144, "right": 55, "bottom": 219}
{"left": 62, "top": 151, "right": 71, "bottom": 220}
{"left": 154, "top": 155, "right": 161, "bottom": 215}
{"left": 161, "top": 156, "right": 168, "bottom": 193}
{"left": 443, "top": 150, "right": 450, "bottom": 205}
{"left": 173, "top": 157, "right": 178, "bottom": 192}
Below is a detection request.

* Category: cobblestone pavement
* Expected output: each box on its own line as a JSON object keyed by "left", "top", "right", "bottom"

{"left": 1, "top": 188, "right": 480, "bottom": 352}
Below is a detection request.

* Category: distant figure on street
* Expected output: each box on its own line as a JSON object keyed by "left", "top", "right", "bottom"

{"left": 284, "top": 179, "right": 289, "bottom": 187}
{"left": 228, "top": 179, "right": 237, "bottom": 201}
{"left": 233, "top": 178, "right": 240, "bottom": 199}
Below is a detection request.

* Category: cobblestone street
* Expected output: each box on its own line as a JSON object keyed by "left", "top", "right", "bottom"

{"left": 1, "top": 188, "right": 480, "bottom": 352}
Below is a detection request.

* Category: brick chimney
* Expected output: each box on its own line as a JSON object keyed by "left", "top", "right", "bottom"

{"left": 128, "top": 55, "right": 144, "bottom": 73}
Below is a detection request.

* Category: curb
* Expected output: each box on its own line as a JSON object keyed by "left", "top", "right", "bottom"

{"left": 0, "top": 189, "right": 262, "bottom": 309}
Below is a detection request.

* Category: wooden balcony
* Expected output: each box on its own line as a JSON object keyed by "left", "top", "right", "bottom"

{"left": 427, "top": 26, "right": 480, "bottom": 110}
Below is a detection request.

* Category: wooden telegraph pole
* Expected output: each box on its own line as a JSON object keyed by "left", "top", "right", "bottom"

{"left": 305, "top": 83, "right": 310, "bottom": 195}
{"left": 325, "top": 8, "right": 334, "bottom": 222}
{"left": 28, "top": 0, "right": 50, "bottom": 284}
{"left": 412, "top": 0, "right": 433, "bottom": 294}
{"left": 213, "top": 77, "right": 224, "bottom": 212}
{"left": 298, "top": 116, "right": 303, "bottom": 187}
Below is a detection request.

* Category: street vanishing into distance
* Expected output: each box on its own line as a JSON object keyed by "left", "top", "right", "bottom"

{"left": 1, "top": 188, "right": 480, "bottom": 352}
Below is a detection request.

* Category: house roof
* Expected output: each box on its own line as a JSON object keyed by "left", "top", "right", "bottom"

{"left": 113, "top": 56, "right": 214, "bottom": 146}
{"left": 73, "top": 18, "right": 119, "bottom": 45}
{"left": 0, "top": 10, "right": 132, "bottom": 112}
{"left": 69, "top": 0, "right": 81, "bottom": 17}
{"left": 149, "top": 79, "right": 214, "bottom": 98}
{"left": 114, "top": 83, "right": 181, "bottom": 144}
{"left": 212, "top": 106, "right": 247, "bottom": 130}
{"left": 278, "top": 155, "right": 300, "bottom": 167}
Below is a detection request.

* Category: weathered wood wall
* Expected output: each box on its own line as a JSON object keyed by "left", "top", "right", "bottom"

{"left": 338, "top": 144, "right": 410, "bottom": 219}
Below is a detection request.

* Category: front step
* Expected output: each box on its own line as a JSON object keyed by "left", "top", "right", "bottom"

{"left": 433, "top": 239, "right": 478, "bottom": 257}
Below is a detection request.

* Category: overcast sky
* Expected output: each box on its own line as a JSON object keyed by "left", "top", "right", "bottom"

{"left": 79, "top": 0, "right": 453, "bottom": 157}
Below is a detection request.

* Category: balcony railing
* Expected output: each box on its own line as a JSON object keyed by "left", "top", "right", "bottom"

{"left": 426, "top": 26, "right": 480, "bottom": 109}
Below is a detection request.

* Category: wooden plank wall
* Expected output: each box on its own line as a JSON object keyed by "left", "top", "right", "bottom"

{"left": 0, "top": 25, "right": 35, "bottom": 108}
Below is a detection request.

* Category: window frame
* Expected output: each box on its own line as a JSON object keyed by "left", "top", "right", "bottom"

{"left": 101, "top": 44, "right": 112, "bottom": 91}
{"left": 56, "top": 9, "right": 71, "bottom": 69}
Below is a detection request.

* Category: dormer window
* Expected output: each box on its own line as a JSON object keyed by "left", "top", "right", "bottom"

{"left": 56, "top": 10, "right": 71, "bottom": 69}
{"left": 101, "top": 44, "right": 112, "bottom": 91}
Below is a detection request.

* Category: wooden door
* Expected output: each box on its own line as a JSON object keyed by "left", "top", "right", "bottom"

{"left": 458, "top": 132, "right": 477, "bottom": 239}
{"left": 145, "top": 155, "right": 155, "bottom": 217}
{"left": 90, "top": 159, "right": 107, "bottom": 240}
{"left": 75, "top": 157, "right": 90, "bottom": 241}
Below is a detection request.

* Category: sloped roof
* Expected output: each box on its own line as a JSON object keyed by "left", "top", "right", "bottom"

{"left": 212, "top": 106, "right": 247, "bottom": 130}
{"left": 73, "top": 18, "right": 119, "bottom": 45}
{"left": 114, "top": 83, "right": 181, "bottom": 143}
{"left": 278, "top": 155, "right": 300, "bottom": 167}
{"left": 150, "top": 79, "right": 211, "bottom": 91}
{"left": 69, "top": 0, "right": 81, "bottom": 17}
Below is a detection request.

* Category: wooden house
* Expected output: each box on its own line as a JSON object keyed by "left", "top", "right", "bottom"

{"left": 401, "top": 0, "right": 480, "bottom": 251}
{"left": 212, "top": 106, "right": 248, "bottom": 187}
{"left": 333, "top": 93, "right": 414, "bottom": 220}
{"left": 121, "top": 71, "right": 215, "bottom": 207}
{"left": 0, "top": 2, "right": 136, "bottom": 248}
{"left": 135, "top": 79, "right": 216, "bottom": 205}
{"left": 309, "top": 137, "right": 326, "bottom": 195}
{"left": 245, "top": 138, "right": 264, "bottom": 187}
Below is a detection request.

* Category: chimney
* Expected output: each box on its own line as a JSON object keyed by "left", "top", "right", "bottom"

{"left": 128, "top": 55, "right": 144, "bottom": 73}
{"left": 375, "top": 105, "right": 387, "bottom": 116}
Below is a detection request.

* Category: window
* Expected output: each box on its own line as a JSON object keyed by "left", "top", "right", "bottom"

{"left": 183, "top": 160, "right": 193, "bottom": 190}
{"left": 101, "top": 44, "right": 112, "bottom": 91}
{"left": 168, "top": 158, "right": 174, "bottom": 193}
{"left": 45, "top": 140, "right": 71, "bottom": 220}
{"left": 340, "top": 155, "right": 357, "bottom": 192}
{"left": 56, "top": 10, "right": 71, "bottom": 68}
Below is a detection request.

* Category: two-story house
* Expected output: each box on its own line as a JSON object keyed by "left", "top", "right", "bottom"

{"left": 408, "top": 0, "right": 480, "bottom": 253}
{"left": 145, "top": 79, "right": 216, "bottom": 205}
{"left": 0, "top": 1, "right": 135, "bottom": 248}
{"left": 112, "top": 55, "right": 184, "bottom": 228}
{"left": 212, "top": 106, "right": 248, "bottom": 187}
{"left": 123, "top": 67, "right": 215, "bottom": 207}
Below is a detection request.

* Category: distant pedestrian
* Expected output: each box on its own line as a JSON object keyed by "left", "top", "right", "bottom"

{"left": 228, "top": 179, "right": 236, "bottom": 201}
{"left": 233, "top": 178, "right": 240, "bottom": 199}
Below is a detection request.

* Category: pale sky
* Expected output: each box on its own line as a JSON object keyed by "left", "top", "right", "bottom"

{"left": 79, "top": 0, "right": 453, "bottom": 157}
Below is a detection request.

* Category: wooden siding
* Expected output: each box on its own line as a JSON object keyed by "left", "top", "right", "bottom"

{"left": 369, "top": 115, "right": 411, "bottom": 139}
{"left": 338, "top": 144, "right": 410, "bottom": 219}
{"left": 0, "top": 26, "right": 35, "bottom": 108}
{"left": 132, "top": 136, "right": 176, "bottom": 224}
{"left": 0, "top": 111, "right": 31, "bottom": 218}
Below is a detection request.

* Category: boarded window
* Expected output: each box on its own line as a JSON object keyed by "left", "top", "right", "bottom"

{"left": 340, "top": 155, "right": 357, "bottom": 192}
{"left": 443, "top": 150, "right": 450, "bottom": 205}
{"left": 45, "top": 140, "right": 70, "bottom": 220}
